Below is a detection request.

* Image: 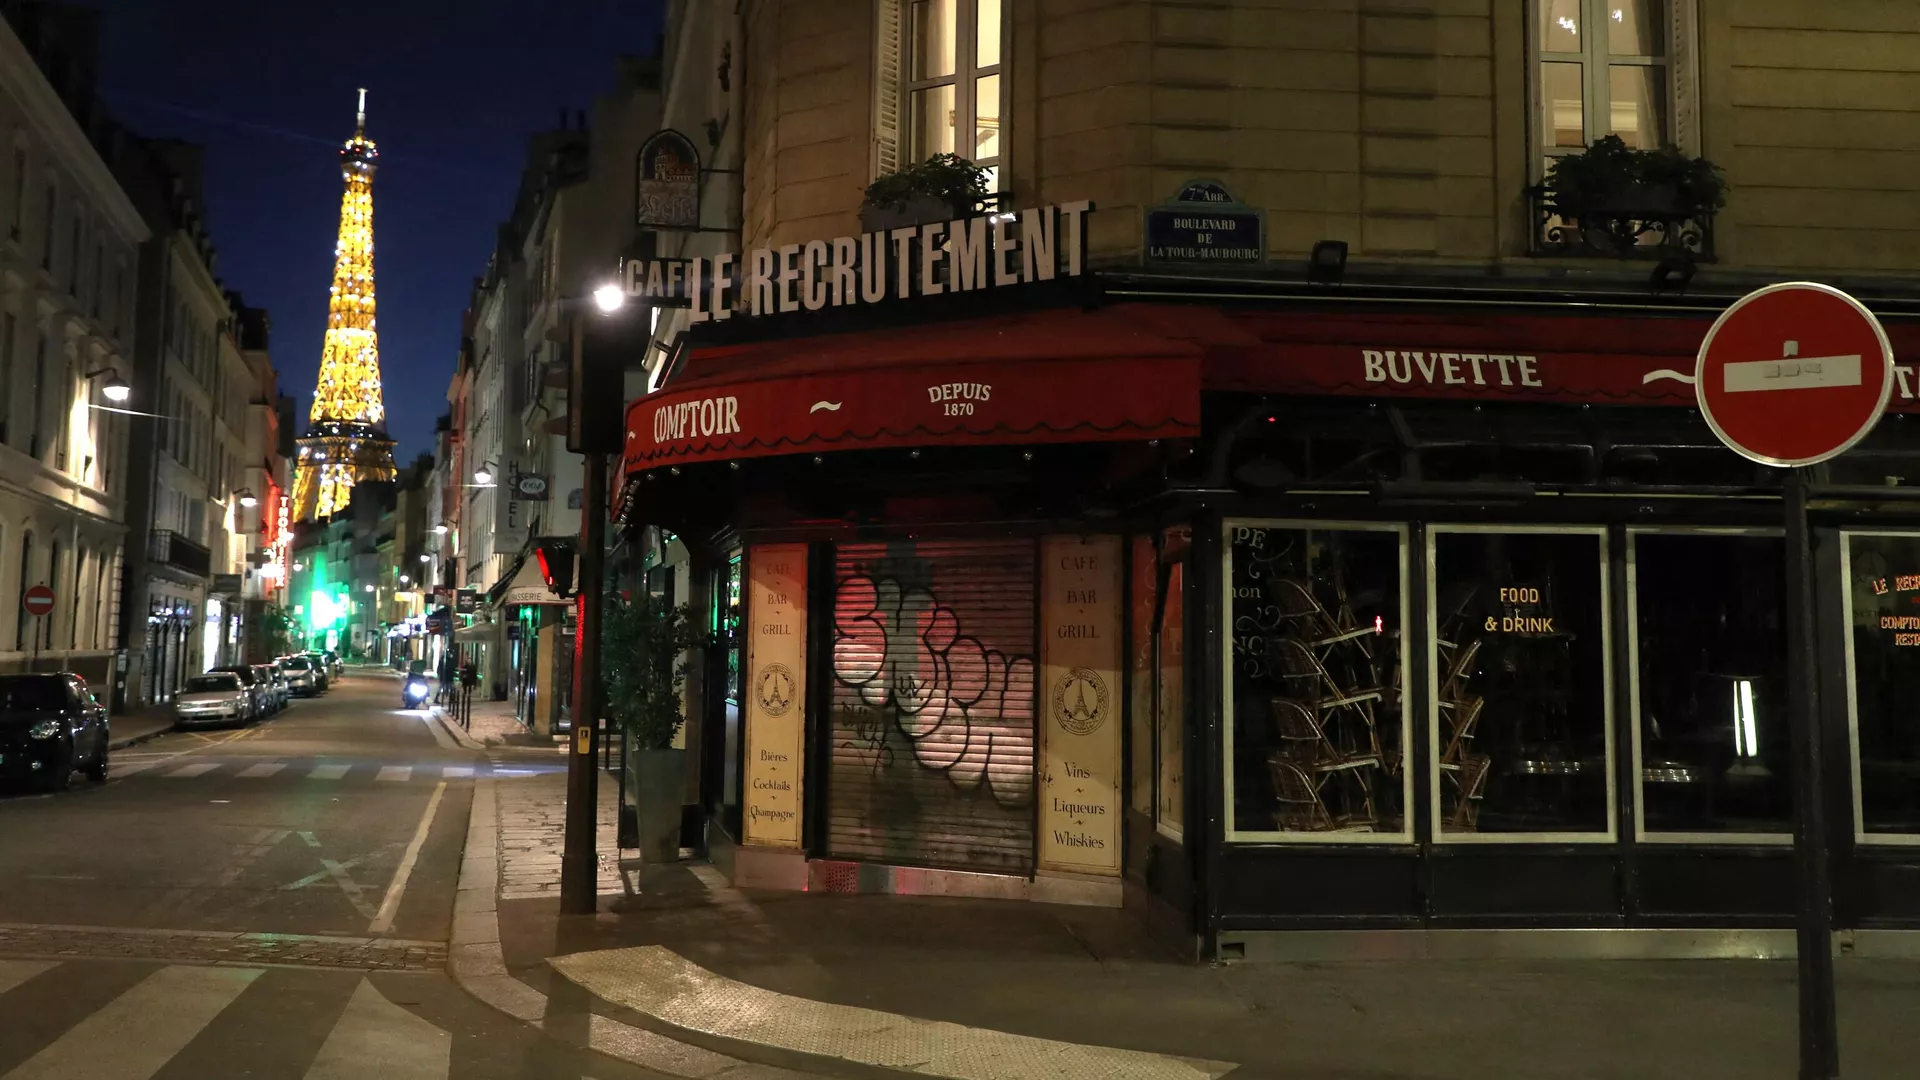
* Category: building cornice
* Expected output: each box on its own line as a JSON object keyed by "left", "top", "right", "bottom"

{"left": 0, "top": 19, "right": 147, "bottom": 244}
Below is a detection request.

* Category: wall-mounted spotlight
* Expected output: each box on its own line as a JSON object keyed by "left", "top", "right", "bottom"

{"left": 1308, "top": 240, "right": 1348, "bottom": 285}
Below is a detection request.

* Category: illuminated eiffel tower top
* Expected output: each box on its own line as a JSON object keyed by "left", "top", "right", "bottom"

{"left": 292, "top": 89, "right": 396, "bottom": 522}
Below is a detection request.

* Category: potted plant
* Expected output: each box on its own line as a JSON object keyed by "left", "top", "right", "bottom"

{"left": 1546, "top": 135, "right": 1727, "bottom": 218}
{"left": 860, "top": 153, "right": 990, "bottom": 233}
{"left": 601, "top": 589, "right": 706, "bottom": 863}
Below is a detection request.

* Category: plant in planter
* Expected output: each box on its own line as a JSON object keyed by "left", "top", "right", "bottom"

{"left": 601, "top": 589, "right": 706, "bottom": 862}
{"left": 859, "top": 152, "right": 990, "bottom": 233}
{"left": 1546, "top": 135, "right": 1727, "bottom": 217}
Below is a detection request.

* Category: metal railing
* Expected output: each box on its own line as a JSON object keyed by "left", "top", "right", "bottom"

{"left": 1526, "top": 185, "right": 1716, "bottom": 261}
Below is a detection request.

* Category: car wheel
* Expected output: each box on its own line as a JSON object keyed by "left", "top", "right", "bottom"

{"left": 84, "top": 742, "right": 108, "bottom": 783}
{"left": 39, "top": 742, "right": 73, "bottom": 793}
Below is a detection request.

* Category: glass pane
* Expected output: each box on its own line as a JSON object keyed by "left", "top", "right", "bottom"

{"left": 1158, "top": 527, "right": 1190, "bottom": 838}
{"left": 1635, "top": 534, "right": 1790, "bottom": 835}
{"left": 1609, "top": 64, "right": 1667, "bottom": 149}
{"left": 1608, "top": 0, "right": 1663, "bottom": 56}
{"left": 909, "top": 84, "right": 957, "bottom": 160}
{"left": 1229, "top": 525, "right": 1404, "bottom": 837}
{"left": 1847, "top": 534, "right": 1920, "bottom": 835}
{"left": 910, "top": 0, "right": 957, "bottom": 80}
{"left": 1129, "top": 537, "right": 1156, "bottom": 815}
{"left": 978, "top": 0, "right": 1002, "bottom": 67}
{"left": 1541, "top": 62, "right": 1586, "bottom": 148}
{"left": 1433, "top": 531, "right": 1610, "bottom": 836}
{"left": 1538, "top": 0, "right": 1582, "bottom": 52}
{"left": 973, "top": 75, "right": 1001, "bottom": 162}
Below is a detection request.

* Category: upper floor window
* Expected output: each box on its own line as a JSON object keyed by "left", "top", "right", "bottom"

{"left": 10, "top": 147, "right": 24, "bottom": 241}
{"left": 876, "top": 0, "right": 1006, "bottom": 190}
{"left": 1532, "top": 0, "right": 1696, "bottom": 177}
{"left": 40, "top": 183, "right": 55, "bottom": 270}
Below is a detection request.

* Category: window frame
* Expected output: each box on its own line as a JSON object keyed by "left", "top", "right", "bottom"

{"left": 877, "top": 0, "right": 1009, "bottom": 190}
{"left": 1839, "top": 529, "right": 1920, "bottom": 847}
{"left": 1626, "top": 526, "right": 1792, "bottom": 845}
{"left": 1221, "top": 519, "right": 1414, "bottom": 845}
{"left": 1528, "top": 0, "right": 1695, "bottom": 183}
{"left": 1426, "top": 523, "right": 1617, "bottom": 846}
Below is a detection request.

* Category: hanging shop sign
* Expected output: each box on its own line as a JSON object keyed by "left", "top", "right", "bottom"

{"left": 1144, "top": 179, "right": 1264, "bottom": 265}
{"left": 634, "top": 129, "right": 701, "bottom": 229}
{"left": 1039, "top": 535, "right": 1124, "bottom": 876}
{"left": 510, "top": 473, "right": 550, "bottom": 501}
{"left": 619, "top": 201, "right": 1094, "bottom": 318}
{"left": 743, "top": 543, "right": 807, "bottom": 848}
{"left": 456, "top": 589, "right": 479, "bottom": 615}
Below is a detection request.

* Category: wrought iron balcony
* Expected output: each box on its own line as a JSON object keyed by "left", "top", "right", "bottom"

{"left": 148, "top": 529, "right": 213, "bottom": 577}
{"left": 1526, "top": 185, "right": 1715, "bottom": 261}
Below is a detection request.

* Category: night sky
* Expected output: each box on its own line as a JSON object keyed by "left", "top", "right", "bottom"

{"left": 86, "top": 0, "right": 666, "bottom": 462}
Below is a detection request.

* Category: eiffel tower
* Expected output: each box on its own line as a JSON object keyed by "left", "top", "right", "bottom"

{"left": 290, "top": 89, "right": 397, "bottom": 521}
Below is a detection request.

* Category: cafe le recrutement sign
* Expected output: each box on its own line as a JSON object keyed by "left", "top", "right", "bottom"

{"left": 1144, "top": 179, "right": 1264, "bottom": 266}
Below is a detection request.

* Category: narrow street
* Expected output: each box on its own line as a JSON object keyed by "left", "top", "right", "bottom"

{"left": 0, "top": 669, "right": 666, "bottom": 1080}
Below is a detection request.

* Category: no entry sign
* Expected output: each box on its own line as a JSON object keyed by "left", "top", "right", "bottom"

{"left": 21, "top": 584, "right": 54, "bottom": 617}
{"left": 1696, "top": 282, "right": 1895, "bottom": 467}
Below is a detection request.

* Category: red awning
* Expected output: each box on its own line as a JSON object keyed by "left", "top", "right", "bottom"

{"left": 622, "top": 308, "right": 1203, "bottom": 475}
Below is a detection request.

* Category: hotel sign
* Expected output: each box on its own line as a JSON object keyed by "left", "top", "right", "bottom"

{"left": 634, "top": 129, "right": 701, "bottom": 230}
{"left": 619, "top": 201, "right": 1094, "bottom": 319}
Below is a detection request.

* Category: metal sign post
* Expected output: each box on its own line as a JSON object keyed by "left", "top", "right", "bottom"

{"left": 1695, "top": 281, "right": 1897, "bottom": 1080}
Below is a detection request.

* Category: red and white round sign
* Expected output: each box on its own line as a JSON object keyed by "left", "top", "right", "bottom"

{"left": 1696, "top": 282, "right": 1895, "bottom": 467}
{"left": 21, "top": 584, "right": 54, "bottom": 617}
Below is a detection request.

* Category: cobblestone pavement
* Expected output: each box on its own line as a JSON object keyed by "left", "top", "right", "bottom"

{"left": 0, "top": 922, "right": 448, "bottom": 971}
{"left": 492, "top": 756, "right": 625, "bottom": 900}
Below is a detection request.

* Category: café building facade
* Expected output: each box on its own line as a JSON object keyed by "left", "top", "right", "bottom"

{"left": 614, "top": 206, "right": 1920, "bottom": 957}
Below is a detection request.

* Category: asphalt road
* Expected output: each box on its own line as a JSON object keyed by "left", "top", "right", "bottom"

{"left": 0, "top": 667, "right": 667, "bottom": 1080}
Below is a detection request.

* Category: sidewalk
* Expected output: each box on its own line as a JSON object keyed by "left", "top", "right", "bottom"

{"left": 451, "top": 754, "right": 1920, "bottom": 1079}
{"left": 108, "top": 705, "right": 175, "bottom": 749}
{"left": 435, "top": 697, "right": 564, "bottom": 750}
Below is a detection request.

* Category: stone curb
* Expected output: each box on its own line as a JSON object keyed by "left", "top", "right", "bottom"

{"left": 429, "top": 706, "right": 488, "bottom": 751}
{"left": 107, "top": 726, "right": 172, "bottom": 751}
{"left": 445, "top": 775, "right": 808, "bottom": 1078}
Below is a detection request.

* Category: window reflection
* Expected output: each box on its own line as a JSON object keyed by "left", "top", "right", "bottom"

{"left": 1157, "top": 531, "right": 1187, "bottom": 839}
{"left": 1608, "top": 64, "right": 1667, "bottom": 148}
{"left": 1229, "top": 525, "right": 1404, "bottom": 837}
{"left": 1433, "top": 530, "right": 1610, "bottom": 836}
{"left": 1847, "top": 534, "right": 1920, "bottom": 836}
{"left": 1634, "top": 533, "right": 1789, "bottom": 835}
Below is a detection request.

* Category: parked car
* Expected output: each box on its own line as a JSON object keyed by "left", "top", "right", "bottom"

{"left": 269, "top": 659, "right": 295, "bottom": 705}
{"left": 282, "top": 656, "right": 320, "bottom": 697}
{"left": 322, "top": 649, "right": 342, "bottom": 677}
{"left": 306, "top": 652, "right": 336, "bottom": 688}
{"left": 0, "top": 672, "right": 110, "bottom": 791}
{"left": 174, "top": 672, "right": 252, "bottom": 728}
{"left": 208, "top": 665, "right": 271, "bottom": 718}
{"left": 253, "top": 663, "right": 287, "bottom": 712}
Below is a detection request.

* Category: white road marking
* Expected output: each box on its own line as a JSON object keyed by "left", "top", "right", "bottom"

{"left": 0, "top": 958, "right": 55, "bottom": 996}
{"left": 1, "top": 964, "right": 261, "bottom": 1079}
{"left": 303, "top": 978, "right": 450, "bottom": 1080}
{"left": 441, "top": 766, "right": 473, "bottom": 779}
{"left": 238, "top": 762, "right": 286, "bottom": 778}
{"left": 166, "top": 763, "right": 219, "bottom": 778}
{"left": 376, "top": 766, "right": 412, "bottom": 783}
{"left": 369, "top": 782, "right": 447, "bottom": 935}
{"left": 309, "top": 764, "right": 350, "bottom": 780}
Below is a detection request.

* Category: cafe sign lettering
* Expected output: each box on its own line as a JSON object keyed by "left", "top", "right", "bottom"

{"left": 619, "top": 201, "right": 1094, "bottom": 320}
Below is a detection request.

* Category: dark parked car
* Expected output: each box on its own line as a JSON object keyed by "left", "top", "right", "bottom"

{"left": 0, "top": 673, "right": 109, "bottom": 791}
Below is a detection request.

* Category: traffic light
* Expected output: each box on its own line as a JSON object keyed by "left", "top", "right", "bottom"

{"left": 535, "top": 539, "right": 577, "bottom": 597}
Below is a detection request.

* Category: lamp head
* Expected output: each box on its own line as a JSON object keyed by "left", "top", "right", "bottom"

{"left": 592, "top": 283, "right": 625, "bottom": 314}
{"left": 101, "top": 375, "right": 131, "bottom": 403}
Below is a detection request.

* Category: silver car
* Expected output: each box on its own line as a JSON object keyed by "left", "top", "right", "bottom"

{"left": 173, "top": 672, "right": 252, "bottom": 728}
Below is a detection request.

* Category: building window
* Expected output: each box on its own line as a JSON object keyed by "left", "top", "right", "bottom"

{"left": 1532, "top": 0, "right": 1695, "bottom": 178}
{"left": 1630, "top": 531, "right": 1790, "bottom": 840}
{"left": 67, "top": 214, "right": 81, "bottom": 296}
{"left": 1225, "top": 522, "right": 1410, "bottom": 841}
{"left": 1429, "top": 526, "right": 1614, "bottom": 841}
{"left": 9, "top": 147, "right": 24, "bottom": 240}
{"left": 40, "top": 183, "right": 55, "bottom": 270}
{"left": 16, "top": 532, "right": 32, "bottom": 651}
{"left": 0, "top": 312, "right": 11, "bottom": 446}
{"left": 29, "top": 331, "right": 46, "bottom": 459}
{"left": 876, "top": 0, "right": 1005, "bottom": 190}
{"left": 1842, "top": 532, "right": 1920, "bottom": 842}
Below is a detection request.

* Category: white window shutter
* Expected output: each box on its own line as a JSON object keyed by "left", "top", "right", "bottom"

{"left": 1668, "top": 0, "right": 1702, "bottom": 154}
{"left": 874, "top": 0, "right": 904, "bottom": 177}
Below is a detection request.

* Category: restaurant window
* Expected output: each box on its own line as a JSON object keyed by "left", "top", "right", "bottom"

{"left": 1156, "top": 526, "right": 1189, "bottom": 840}
{"left": 1843, "top": 532, "right": 1920, "bottom": 841}
{"left": 1630, "top": 531, "right": 1790, "bottom": 839}
{"left": 875, "top": 0, "right": 1005, "bottom": 191}
{"left": 1226, "top": 522, "right": 1408, "bottom": 841}
{"left": 1429, "top": 527, "right": 1614, "bottom": 841}
{"left": 1532, "top": 0, "right": 1698, "bottom": 177}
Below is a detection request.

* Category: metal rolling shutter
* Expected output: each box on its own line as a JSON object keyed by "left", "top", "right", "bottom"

{"left": 828, "top": 538, "right": 1037, "bottom": 873}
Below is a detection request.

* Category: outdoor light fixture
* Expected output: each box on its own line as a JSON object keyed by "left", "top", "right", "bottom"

{"left": 473, "top": 461, "right": 497, "bottom": 485}
{"left": 433, "top": 524, "right": 448, "bottom": 535}
{"left": 236, "top": 489, "right": 258, "bottom": 508}
{"left": 1649, "top": 255, "right": 1697, "bottom": 295}
{"left": 399, "top": 574, "right": 410, "bottom": 585}
{"left": 83, "top": 369, "right": 132, "bottom": 403}
{"left": 364, "top": 584, "right": 375, "bottom": 593}
{"left": 1307, "top": 240, "right": 1348, "bottom": 284}
{"left": 592, "top": 282, "right": 625, "bottom": 314}
{"left": 420, "top": 553, "right": 432, "bottom": 563}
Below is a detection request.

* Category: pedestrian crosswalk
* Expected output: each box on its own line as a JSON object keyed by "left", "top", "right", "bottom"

{"left": 108, "top": 757, "right": 484, "bottom": 784}
{"left": 0, "top": 958, "right": 626, "bottom": 1080}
